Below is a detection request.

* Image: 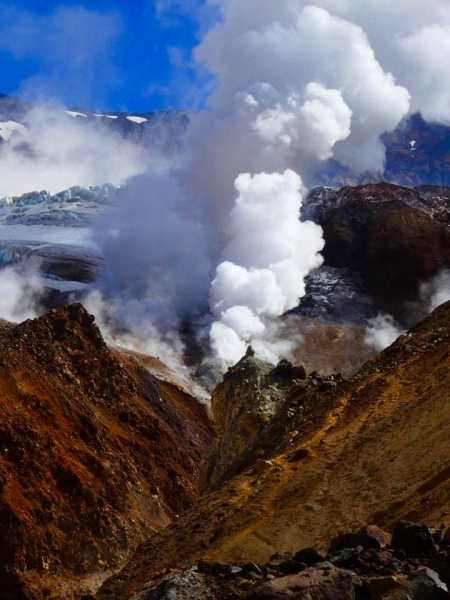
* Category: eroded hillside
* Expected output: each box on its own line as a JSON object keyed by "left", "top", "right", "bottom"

{"left": 98, "top": 301, "right": 450, "bottom": 599}
{"left": 0, "top": 304, "right": 213, "bottom": 599}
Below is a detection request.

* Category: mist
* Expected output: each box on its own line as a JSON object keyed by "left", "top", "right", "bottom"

{"left": 0, "top": 263, "right": 44, "bottom": 323}
{"left": 0, "top": 107, "right": 148, "bottom": 198}
{"left": 365, "top": 314, "right": 405, "bottom": 352}
{"left": 421, "top": 270, "right": 450, "bottom": 313}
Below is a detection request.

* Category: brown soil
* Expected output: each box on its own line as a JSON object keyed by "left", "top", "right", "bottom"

{"left": 289, "top": 316, "right": 375, "bottom": 376}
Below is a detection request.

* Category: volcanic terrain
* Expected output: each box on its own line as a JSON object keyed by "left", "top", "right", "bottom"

{"left": 0, "top": 304, "right": 212, "bottom": 599}
{"left": 96, "top": 300, "right": 450, "bottom": 599}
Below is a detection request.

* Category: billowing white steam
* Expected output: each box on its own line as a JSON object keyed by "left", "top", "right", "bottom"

{"left": 421, "top": 270, "right": 450, "bottom": 312}
{"left": 0, "top": 265, "right": 43, "bottom": 323}
{"left": 210, "top": 170, "right": 323, "bottom": 362}
{"left": 365, "top": 314, "right": 404, "bottom": 352}
{"left": 188, "top": 0, "right": 412, "bottom": 361}
{"left": 196, "top": 2, "right": 410, "bottom": 175}
{"left": 66, "top": 0, "right": 450, "bottom": 364}
{"left": 310, "top": 0, "right": 450, "bottom": 125}
{"left": 89, "top": 173, "right": 212, "bottom": 361}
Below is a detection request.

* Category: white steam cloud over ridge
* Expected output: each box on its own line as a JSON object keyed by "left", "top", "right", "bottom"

{"left": 187, "top": 0, "right": 413, "bottom": 362}
{"left": 210, "top": 170, "right": 324, "bottom": 363}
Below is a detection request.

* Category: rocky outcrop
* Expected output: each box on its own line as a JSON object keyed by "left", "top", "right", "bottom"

{"left": 0, "top": 304, "right": 213, "bottom": 599}
{"left": 97, "top": 301, "right": 450, "bottom": 599}
{"left": 304, "top": 183, "right": 450, "bottom": 321}
{"left": 200, "top": 354, "right": 309, "bottom": 493}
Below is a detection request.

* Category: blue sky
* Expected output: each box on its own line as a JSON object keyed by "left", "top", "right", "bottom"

{"left": 0, "top": 1, "right": 219, "bottom": 112}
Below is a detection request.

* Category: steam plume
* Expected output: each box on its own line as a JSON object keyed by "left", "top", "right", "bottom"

{"left": 4, "top": 0, "right": 450, "bottom": 370}
{"left": 82, "top": 0, "right": 450, "bottom": 365}
{"left": 0, "top": 264, "right": 43, "bottom": 323}
{"left": 210, "top": 170, "right": 323, "bottom": 363}
{"left": 365, "top": 314, "right": 404, "bottom": 352}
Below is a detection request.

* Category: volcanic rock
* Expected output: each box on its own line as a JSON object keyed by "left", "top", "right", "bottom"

{"left": 303, "top": 182, "right": 450, "bottom": 321}
{"left": 364, "top": 575, "right": 401, "bottom": 596}
{"left": 243, "top": 570, "right": 356, "bottom": 599}
{"left": 395, "top": 568, "right": 450, "bottom": 599}
{"left": 294, "top": 266, "right": 378, "bottom": 328}
{"left": 328, "top": 526, "right": 391, "bottom": 554}
{"left": 0, "top": 304, "right": 212, "bottom": 599}
{"left": 294, "top": 548, "right": 325, "bottom": 567}
{"left": 200, "top": 355, "right": 302, "bottom": 492}
{"left": 392, "top": 521, "right": 438, "bottom": 557}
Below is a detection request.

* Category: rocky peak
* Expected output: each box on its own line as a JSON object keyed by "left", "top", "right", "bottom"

{"left": 201, "top": 355, "right": 308, "bottom": 493}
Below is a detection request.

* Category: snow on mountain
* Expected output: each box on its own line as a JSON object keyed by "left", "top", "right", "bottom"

{"left": 64, "top": 110, "right": 88, "bottom": 118}
{"left": 0, "top": 120, "right": 27, "bottom": 141}
{"left": 0, "top": 93, "right": 190, "bottom": 155}
{"left": 126, "top": 116, "right": 148, "bottom": 124}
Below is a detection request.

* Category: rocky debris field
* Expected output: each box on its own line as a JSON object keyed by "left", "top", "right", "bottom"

{"left": 112, "top": 520, "right": 450, "bottom": 599}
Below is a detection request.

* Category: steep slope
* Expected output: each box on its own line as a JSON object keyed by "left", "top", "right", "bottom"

{"left": 98, "top": 301, "right": 450, "bottom": 599}
{"left": 0, "top": 304, "right": 213, "bottom": 599}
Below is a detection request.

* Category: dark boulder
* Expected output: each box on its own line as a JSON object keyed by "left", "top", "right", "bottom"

{"left": 278, "top": 558, "right": 307, "bottom": 574}
{"left": 294, "top": 547, "right": 325, "bottom": 567}
{"left": 392, "top": 521, "right": 437, "bottom": 558}
{"left": 329, "top": 526, "right": 391, "bottom": 555}
{"left": 330, "top": 546, "right": 364, "bottom": 568}
{"left": 397, "top": 567, "right": 450, "bottom": 599}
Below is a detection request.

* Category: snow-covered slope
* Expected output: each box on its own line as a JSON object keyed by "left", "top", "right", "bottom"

{"left": 0, "top": 120, "right": 27, "bottom": 141}
{"left": 0, "top": 184, "right": 119, "bottom": 296}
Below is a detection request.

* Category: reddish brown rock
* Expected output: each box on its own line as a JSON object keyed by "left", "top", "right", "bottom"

{"left": 318, "top": 186, "right": 450, "bottom": 320}
{"left": 0, "top": 304, "right": 213, "bottom": 599}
